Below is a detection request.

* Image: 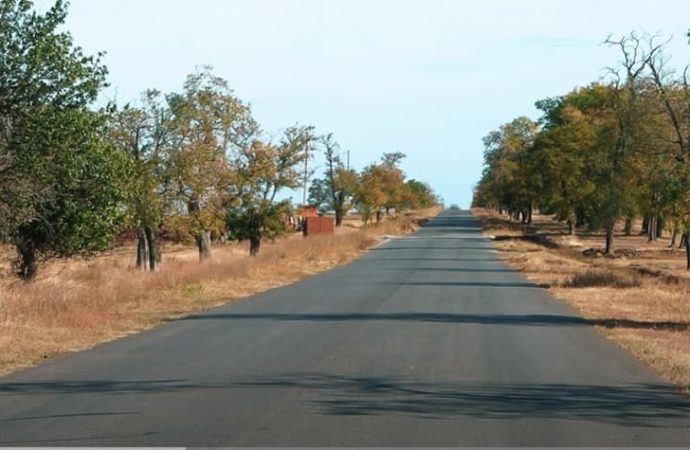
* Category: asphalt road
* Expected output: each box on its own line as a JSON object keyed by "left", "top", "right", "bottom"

{"left": 1, "top": 210, "right": 689, "bottom": 446}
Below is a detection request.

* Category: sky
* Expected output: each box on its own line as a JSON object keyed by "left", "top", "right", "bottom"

{"left": 41, "top": 0, "right": 690, "bottom": 207}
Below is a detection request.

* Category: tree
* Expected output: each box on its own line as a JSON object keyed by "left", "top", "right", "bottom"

{"left": 108, "top": 90, "right": 172, "bottom": 272}
{"left": 529, "top": 86, "right": 611, "bottom": 234}
{"left": 167, "top": 67, "right": 254, "bottom": 261}
{"left": 309, "top": 134, "right": 357, "bottom": 225}
{"left": 288, "top": 124, "right": 317, "bottom": 207}
{"left": 645, "top": 32, "right": 690, "bottom": 268}
{"left": 12, "top": 108, "right": 131, "bottom": 278}
{"left": 227, "top": 129, "right": 309, "bottom": 256}
{"left": 0, "top": 0, "right": 129, "bottom": 279}
{"left": 354, "top": 164, "right": 387, "bottom": 224}
{"left": 307, "top": 178, "right": 331, "bottom": 214}
{"left": 476, "top": 117, "right": 539, "bottom": 223}
{"left": 378, "top": 152, "right": 408, "bottom": 215}
{"left": 403, "top": 179, "right": 437, "bottom": 209}
{"left": 599, "top": 33, "right": 652, "bottom": 254}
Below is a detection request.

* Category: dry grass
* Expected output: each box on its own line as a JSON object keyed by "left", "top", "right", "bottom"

{"left": 473, "top": 208, "right": 690, "bottom": 392}
{"left": 0, "top": 208, "right": 439, "bottom": 376}
{"left": 562, "top": 269, "right": 641, "bottom": 289}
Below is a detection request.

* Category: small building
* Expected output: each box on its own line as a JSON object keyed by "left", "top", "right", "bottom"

{"left": 303, "top": 216, "right": 335, "bottom": 236}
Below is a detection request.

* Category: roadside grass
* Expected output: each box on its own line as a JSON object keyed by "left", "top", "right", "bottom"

{"left": 0, "top": 208, "right": 439, "bottom": 376}
{"left": 473, "top": 208, "right": 690, "bottom": 392}
{"left": 562, "top": 269, "right": 641, "bottom": 289}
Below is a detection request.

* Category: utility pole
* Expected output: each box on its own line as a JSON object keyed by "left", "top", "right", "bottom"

{"left": 302, "top": 141, "right": 309, "bottom": 207}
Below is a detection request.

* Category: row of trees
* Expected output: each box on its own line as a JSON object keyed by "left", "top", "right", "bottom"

{"left": 473, "top": 32, "right": 690, "bottom": 269}
{"left": 0, "top": 0, "right": 437, "bottom": 279}
{"left": 308, "top": 148, "right": 437, "bottom": 226}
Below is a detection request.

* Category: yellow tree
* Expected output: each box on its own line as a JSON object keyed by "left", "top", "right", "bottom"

{"left": 167, "top": 68, "right": 255, "bottom": 261}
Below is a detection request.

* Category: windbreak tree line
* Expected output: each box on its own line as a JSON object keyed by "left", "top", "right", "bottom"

{"left": 0, "top": 0, "right": 439, "bottom": 279}
{"left": 473, "top": 32, "right": 690, "bottom": 269}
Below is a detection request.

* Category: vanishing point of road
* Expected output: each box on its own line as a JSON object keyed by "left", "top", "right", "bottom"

{"left": 1, "top": 210, "right": 689, "bottom": 446}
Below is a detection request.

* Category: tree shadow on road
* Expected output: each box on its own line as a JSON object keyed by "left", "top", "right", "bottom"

{"left": 175, "top": 311, "right": 690, "bottom": 331}
{"left": 236, "top": 373, "right": 690, "bottom": 425}
{"left": 366, "top": 258, "right": 506, "bottom": 263}
{"left": 370, "top": 246, "right": 496, "bottom": 251}
{"left": 375, "top": 267, "right": 516, "bottom": 273}
{"left": 2, "top": 374, "right": 687, "bottom": 427}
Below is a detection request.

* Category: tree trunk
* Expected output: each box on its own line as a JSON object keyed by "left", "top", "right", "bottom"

{"left": 681, "top": 233, "right": 688, "bottom": 249}
{"left": 605, "top": 223, "right": 614, "bottom": 255}
{"left": 670, "top": 228, "right": 678, "bottom": 247}
{"left": 335, "top": 208, "right": 344, "bottom": 227}
{"left": 575, "top": 210, "right": 585, "bottom": 227}
{"left": 624, "top": 218, "right": 632, "bottom": 236}
{"left": 648, "top": 215, "right": 657, "bottom": 242}
{"left": 641, "top": 215, "right": 650, "bottom": 235}
{"left": 16, "top": 240, "right": 38, "bottom": 280}
{"left": 567, "top": 220, "right": 574, "bottom": 236}
{"left": 685, "top": 233, "right": 690, "bottom": 270}
{"left": 136, "top": 229, "right": 148, "bottom": 271}
{"left": 249, "top": 236, "right": 261, "bottom": 256}
{"left": 657, "top": 216, "right": 664, "bottom": 239}
{"left": 196, "top": 231, "right": 212, "bottom": 261}
{"left": 145, "top": 226, "right": 161, "bottom": 272}
{"left": 527, "top": 205, "right": 533, "bottom": 224}
{"left": 376, "top": 211, "right": 382, "bottom": 223}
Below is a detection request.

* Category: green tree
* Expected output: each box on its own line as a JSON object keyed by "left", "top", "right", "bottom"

{"left": 108, "top": 90, "right": 172, "bottom": 271}
{"left": 530, "top": 87, "right": 609, "bottom": 234}
{"left": 307, "top": 178, "right": 331, "bottom": 213}
{"left": 477, "top": 117, "right": 539, "bottom": 223}
{"left": 0, "top": 0, "right": 129, "bottom": 279}
{"left": 227, "top": 130, "right": 309, "bottom": 256}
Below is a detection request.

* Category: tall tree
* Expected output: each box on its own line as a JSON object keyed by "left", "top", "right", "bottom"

{"left": 108, "top": 90, "right": 172, "bottom": 272}
{"left": 646, "top": 32, "right": 690, "bottom": 268}
{"left": 167, "top": 67, "right": 254, "bottom": 261}
{"left": 478, "top": 117, "right": 539, "bottom": 223}
{"left": 311, "top": 134, "right": 357, "bottom": 226}
{"left": 403, "top": 179, "right": 437, "bottom": 209}
{"left": 227, "top": 132, "right": 307, "bottom": 256}
{"left": 0, "top": 0, "right": 129, "bottom": 279}
{"left": 354, "top": 163, "right": 388, "bottom": 224}
{"left": 599, "top": 33, "right": 652, "bottom": 254}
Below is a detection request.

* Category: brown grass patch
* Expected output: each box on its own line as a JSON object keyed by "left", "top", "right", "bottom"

{"left": 0, "top": 207, "right": 439, "bottom": 376}
{"left": 563, "top": 269, "right": 641, "bottom": 289}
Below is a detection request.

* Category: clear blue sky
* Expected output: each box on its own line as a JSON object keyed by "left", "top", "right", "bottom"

{"left": 48, "top": 0, "right": 690, "bottom": 207}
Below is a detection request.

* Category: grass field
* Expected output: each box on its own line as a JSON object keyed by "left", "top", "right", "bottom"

{"left": 474, "top": 208, "right": 690, "bottom": 392}
{"left": 0, "top": 209, "right": 439, "bottom": 376}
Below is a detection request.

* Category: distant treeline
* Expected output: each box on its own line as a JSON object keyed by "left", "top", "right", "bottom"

{"left": 473, "top": 32, "right": 690, "bottom": 269}
{"left": 0, "top": 0, "right": 438, "bottom": 279}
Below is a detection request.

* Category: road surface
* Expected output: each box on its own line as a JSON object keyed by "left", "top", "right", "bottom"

{"left": 1, "top": 210, "right": 689, "bottom": 446}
